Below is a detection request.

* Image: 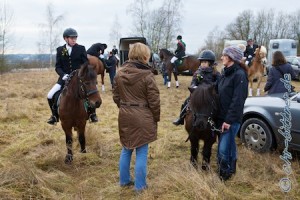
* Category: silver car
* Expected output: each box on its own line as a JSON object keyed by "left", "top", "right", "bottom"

{"left": 286, "top": 56, "right": 300, "bottom": 80}
{"left": 240, "top": 92, "right": 300, "bottom": 152}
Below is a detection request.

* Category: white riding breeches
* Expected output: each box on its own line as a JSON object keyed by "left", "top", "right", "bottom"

{"left": 47, "top": 83, "right": 61, "bottom": 99}
{"left": 170, "top": 56, "right": 178, "bottom": 63}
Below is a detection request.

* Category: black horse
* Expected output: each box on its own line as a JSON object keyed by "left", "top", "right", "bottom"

{"left": 184, "top": 83, "right": 219, "bottom": 170}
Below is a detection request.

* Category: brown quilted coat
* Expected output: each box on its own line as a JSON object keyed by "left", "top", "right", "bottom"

{"left": 113, "top": 61, "right": 160, "bottom": 149}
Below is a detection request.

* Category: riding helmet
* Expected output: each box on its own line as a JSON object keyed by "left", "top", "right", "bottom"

{"left": 63, "top": 28, "right": 78, "bottom": 38}
{"left": 103, "top": 43, "right": 108, "bottom": 49}
{"left": 177, "top": 35, "right": 182, "bottom": 40}
{"left": 198, "top": 50, "right": 216, "bottom": 62}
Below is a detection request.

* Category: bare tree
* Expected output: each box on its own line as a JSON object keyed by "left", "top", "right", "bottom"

{"left": 109, "top": 15, "right": 122, "bottom": 49}
{"left": 288, "top": 10, "right": 300, "bottom": 54}
{"left": 0, "top": 0, "right": 13, "bottom": 55}
{"left": 202, "top": 27, "right": 226, "bottom": 60}
{"left": 38, "top": 3, "right": 64, "bottom": 67}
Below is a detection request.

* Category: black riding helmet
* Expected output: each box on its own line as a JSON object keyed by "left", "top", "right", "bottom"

{"left": 177, "top": 35, "right": 182, "bottom": 40}
{"left": 63, "top": 28, "right": 78, "bottom": 38}
{"left": 198, "top": 50, "right": 216, "bottom": 63}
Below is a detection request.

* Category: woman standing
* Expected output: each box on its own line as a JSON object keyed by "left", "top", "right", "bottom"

{"left": 217, "top": 45, "right": 248, "bottom": 181}
{"left": 264, "top": 51, "right": 296, "bottom": 94}
{"left": 113, "top": 42, "right": 160, "bottom": 192}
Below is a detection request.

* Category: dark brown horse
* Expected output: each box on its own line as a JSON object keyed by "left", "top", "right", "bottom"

{"left": 159, "top": 48, "right": 200, "bottom": 88}
{"left": 88, "top": 55, "right": 106, "bottom": 92}
{"left": 59, "top": 62, "right": 102, "bottom": 164}
{"left": 185, "top": 83, "right": 219, "bottom": 170}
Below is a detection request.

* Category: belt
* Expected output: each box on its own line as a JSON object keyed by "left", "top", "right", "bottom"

{"left": 120, "top": 102, "right": 149, "bottom": 108}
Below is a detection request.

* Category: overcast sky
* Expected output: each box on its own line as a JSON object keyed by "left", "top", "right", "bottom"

{"left": 6, "top": 0, "right": 300, "bottom": 54}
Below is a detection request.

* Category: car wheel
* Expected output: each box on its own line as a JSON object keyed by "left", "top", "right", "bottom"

{"left": 240, "top": 118, "right": 273, "bottom": 152}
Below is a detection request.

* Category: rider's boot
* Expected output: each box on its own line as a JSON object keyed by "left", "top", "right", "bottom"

{"left": 89, "top": 107, "right": 98, "bottom": 123}
{"left": 47, "top": 98, "right": 59, "bottom": 125}
{"left": 173, "top": 100, "right": 188, "bottom": 126}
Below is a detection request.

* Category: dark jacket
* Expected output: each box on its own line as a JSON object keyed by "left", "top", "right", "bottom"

{"left": 112, "top": 48, "right": 118, "bottom": 55}
{"left": 190, "top": 67, "right": 221, "bottom": 87}
{"left": 175, "top": 40, "right": 186, "bottom": 59}
{"left": 244, "top": 44, "right": 259, "bottom": 59}
{"left": 113, "top": 61, "right": 160, "bottom": 149}
{"left": 55, "top": 44, "right": 88, "bottom": 85}
{"left": 106, "top": 54, "right": 117, "bottom": 72}
{"left": 217, "top": 63, "right": 248, "bottom": 125}
{"left": 264, "top": 63, "right": 296, "bottom": 94}
{"left": 87, "top": 43, "right": 106, "bottom": 57}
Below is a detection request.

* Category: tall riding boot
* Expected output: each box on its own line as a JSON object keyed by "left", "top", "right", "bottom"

{"left": 173, "top": 99, "right": 188, "bottom": 126}
{"left": 218, "top": 158, "right": 232, "bottom": 181}
{"left": 47, "top": 98, "right": 58, "bottom": 125}
{"left": 88, "top": 107, "right": 98, "bottom": 123}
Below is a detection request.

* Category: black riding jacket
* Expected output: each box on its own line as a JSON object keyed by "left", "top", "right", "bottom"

{"left": 87, "top": 43, "right": 106, "bottom": 57}
{"left": 190, "top": 67, "right": 221, "bottom": 87}
{"left": 175, "top": 40, "right": 186, "bottom": 59}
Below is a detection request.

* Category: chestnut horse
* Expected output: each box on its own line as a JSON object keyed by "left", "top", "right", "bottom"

{"left": 248, "top": 46, "right": 267, "bottom": 96}
{"left": 159, "top": 49, "right": 200, "bottom": 88}
{"left": 88, "top": 55, "right": 106, "bottom": 92}
{"left": 59, "top": 62, "right": 102, "bottom": 164}
{"left": 185, "top": 83, "right": 219, "bottom": 170}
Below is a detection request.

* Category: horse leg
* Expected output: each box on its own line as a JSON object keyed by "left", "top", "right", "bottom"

{"left": 101, "top": 72, "right": 105, "bottom": 92}
{"left": 63, "top": 127, "right": 73, "bottom": 164}
{"left": 249, "top": 78, "right": 253, "bottom": 96}
{"left": 201, "top": 138, "right": 215, "bottom": 171}
{"left": 167, "top": 71, "right": 171, "bottom": 88}
{"left": 256, "top": 76, "right": 262, "bottom": 96}
{"left": 189, "top": 135, "right": 199, "bottom": 169}
{"left": 78, "top": 125, "right": 87, "bottom": 153}
{"left": 174, "top": 72, "right": 179, "bottom": 88}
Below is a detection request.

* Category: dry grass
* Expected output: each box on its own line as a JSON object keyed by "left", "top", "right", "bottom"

{"left": 0, "top": 68, "right": 300, "bottom": 200}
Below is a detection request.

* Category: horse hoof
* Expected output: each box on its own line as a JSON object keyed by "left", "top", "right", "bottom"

{"left": 64, "top": 154, "right": 73, "bottom": 164}
{"left": 176, "top": 86, "right": 179, "bottom": 88}
{"left": 201, "top": 164, "right": 210, "bottom": 171}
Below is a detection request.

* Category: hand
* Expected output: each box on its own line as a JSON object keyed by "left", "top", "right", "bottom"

{"left": 193, "top": 85, "right": 197, "bottom": 88}
{"left": 248, "top": 55, "right": 252, "bottom": 59}
{"left": 62, "top": 74, "right": 69, "bottom": 81}
{"left": 99, "top": 54, "right": 104, "bottom": 59}
{"left": 221, "top": 122, "right": 231, "bottom": 132}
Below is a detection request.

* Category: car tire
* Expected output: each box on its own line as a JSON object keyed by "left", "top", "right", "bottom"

{"left": 240, "top": 118, "right": 273, "bottom": 153}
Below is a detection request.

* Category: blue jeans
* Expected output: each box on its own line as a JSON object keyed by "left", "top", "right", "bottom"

{"left": 217, "top": 123, "right": 240, "bottom": 178}
{"left": 109, "top": 70, "right": 116, "bottom": 87}
{"left": 119, "top": 144, "right": 148, "bottom": 191}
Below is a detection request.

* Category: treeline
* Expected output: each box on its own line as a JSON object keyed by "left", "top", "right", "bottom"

{"left": 202, "top": 9, "right": 300, "bottom": 59}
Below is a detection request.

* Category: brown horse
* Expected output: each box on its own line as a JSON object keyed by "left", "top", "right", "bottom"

{"left": 248, "top": 45, "right": 267, "bottom": 96}
{"left": 59, "top": 62, "right": 102, "bottom": 164}
{"left": 159, "top": 49, "right": 200, "bottom": 88}
{"left": 185, "top": 83, "right": 219, "bottom": 170}
{"left": 88, "top": 55, "right": 106, "bottom": 92}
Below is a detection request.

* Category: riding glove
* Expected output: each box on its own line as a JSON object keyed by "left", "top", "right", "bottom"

{"left": 62, "top": 74, "right": 69, "bottom": 80}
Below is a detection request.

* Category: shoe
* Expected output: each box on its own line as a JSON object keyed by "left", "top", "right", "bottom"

{"left": 89, "top": 113, "right": 98, "bottom": 123}
{"left": 47, "top": 115, "right": 58, "bottom": 125}
{"left": 120, "top": 181, "right": 134, "bottom": 187}
{"left": 173, "top": 118, "right": 184, "bottom": 126}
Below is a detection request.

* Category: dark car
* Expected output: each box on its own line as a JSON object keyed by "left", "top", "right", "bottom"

{"left": 240, "top": 92, "right": 300, "bottom": 152}
{"left": 286, "top": 56, "right": 300, "bottom": 80}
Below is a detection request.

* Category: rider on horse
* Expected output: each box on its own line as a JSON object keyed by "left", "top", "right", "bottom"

{"left": 87, "top": 43, "right": 108, "bottom": 69}
{"left": 47, "top": 28, "right": 98, "bottom": 124}
{"left": 173, "top": 50, "right": 220, "bottom": 125}
{"left": 170, "top": 35, "right": 186, "bottom": 72}
{"left": 244, "top": 38, "right": 258, "bottom": 67}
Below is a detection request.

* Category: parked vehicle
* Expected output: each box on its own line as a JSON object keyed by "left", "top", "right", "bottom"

{"left": 224, "top": 39, "right": 247, "bottom": 48}
{"left": 286, "top": 56, "right": 300, "bottom": 80}
{"left": 240, "top": 92, "right": 300, "bottom": 152}
{"left": 119, "top": 37, "right": 147, "bottom": 65}
{"left": 266, "top": 39, "right": 298, "bottom": 74}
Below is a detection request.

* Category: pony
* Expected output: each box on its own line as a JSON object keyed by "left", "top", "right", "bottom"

{"left": 88, "top": 55, "right": 106, "bottom": 92}
{"left": 159, "top": 49, "right": 200, "bottom": 88}
{"left": 184, "top": 83, "right": 220, "bottom": 170}
{"left": 59, "top": 62, "right": 102, "bottom": 164}
{"left": 248, "top": 45, "right": 267, "bottom": 96}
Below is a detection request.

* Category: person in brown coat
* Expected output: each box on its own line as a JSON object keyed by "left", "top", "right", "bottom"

{"left": 113, "top": 42, "right": 160, "bottom": 192}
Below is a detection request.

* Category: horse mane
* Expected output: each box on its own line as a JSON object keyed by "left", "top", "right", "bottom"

{"left": 160, "top": 48, "right": 174, "bottom": 56}
{"left": 190, "top": 83, "right": 218, "bottom": 116}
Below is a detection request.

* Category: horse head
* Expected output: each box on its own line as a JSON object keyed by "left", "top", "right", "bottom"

{"left": 78, "top": 62, "right": 102, "bottom": 108}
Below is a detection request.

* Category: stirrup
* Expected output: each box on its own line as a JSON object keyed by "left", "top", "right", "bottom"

{"left": 89, "top": 114, "right": 98, "bottom": 123}
{"left": 173, "top": 118, "right": 184, "bottom": 126}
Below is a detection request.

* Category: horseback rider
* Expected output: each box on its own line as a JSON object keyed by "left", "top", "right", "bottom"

{"left": 87, "top": 43, "right": 108, "bottom": 69}
{"left": 173, "top": 50, "right": 221, "bottom": 125}
{"left": 170, "top": 35, "right": 186, "bottom": 73}
{"left": 244, "top": 38, "right": 258, "bottom": 66}
{"left": 47, "top": 28, "right": 98, "bottom": 124}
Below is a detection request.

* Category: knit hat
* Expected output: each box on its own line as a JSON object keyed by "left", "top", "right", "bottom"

{"left": 222, "top": 45, "right": 243, "bottom": 62}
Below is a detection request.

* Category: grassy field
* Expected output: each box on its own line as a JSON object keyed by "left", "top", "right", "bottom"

{"left": 0, "top": 69, "right": 300, "bottom": 200}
